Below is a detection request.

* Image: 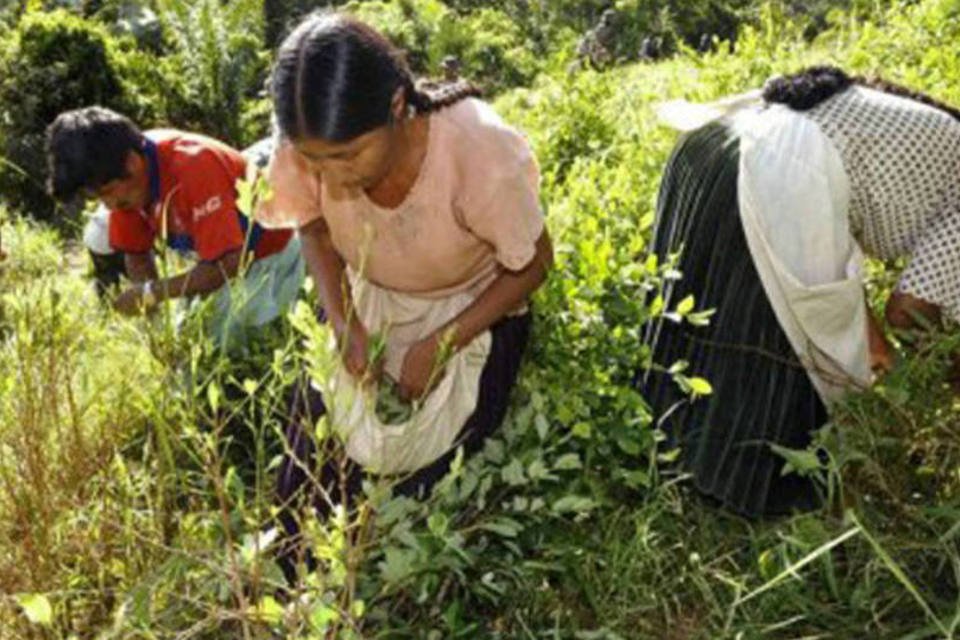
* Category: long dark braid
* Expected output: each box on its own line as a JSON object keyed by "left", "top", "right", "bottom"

{"left": 762, "top": 65, "right": 853, "bottom": 110}
{"left": 406, "top": 78, "right": 483, "bottom": 115}
{"left": 762, "top": 65, "right": 960, "bottom": 121}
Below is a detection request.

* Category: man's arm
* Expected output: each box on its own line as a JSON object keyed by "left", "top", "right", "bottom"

{"left": 153, "top": 250, "right": 243, "bottom": 301}
{"left": 124, "top": 252, "right": 158, "bottom": 283}
{"left": 114, "top": 250, "right": 242, "bottom": 314}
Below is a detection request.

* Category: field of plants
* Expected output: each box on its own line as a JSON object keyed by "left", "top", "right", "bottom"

{"left": 1, "top": 0, "right": 960, "bottom": 637}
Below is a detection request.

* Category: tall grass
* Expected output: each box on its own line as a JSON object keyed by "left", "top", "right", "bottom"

{"left": 2, "top": 0, "right": 960, "bottom": 636}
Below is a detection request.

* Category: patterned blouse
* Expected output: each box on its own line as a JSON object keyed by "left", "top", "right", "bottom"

{"left": 805, "top": 86, "right": 960, "bottom": 319}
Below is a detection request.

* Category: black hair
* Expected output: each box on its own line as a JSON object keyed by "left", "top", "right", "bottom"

{"left": 762, "top": 65, "right": 854, "bottom": 110}
{"left": 763, "top": 65, "right": 960, "bottom": 121}
{"left": 46, "top": 106, "right": 144, "bottom": 202}
{"left": 271, "top": 12, "right": 481, "bottom": 143}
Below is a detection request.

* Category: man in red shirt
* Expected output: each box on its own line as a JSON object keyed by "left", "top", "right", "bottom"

{"left": 46, "top": 107, "right": 304, "bottom": 348}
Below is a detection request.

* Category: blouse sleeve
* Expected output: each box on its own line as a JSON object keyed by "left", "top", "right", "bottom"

{"left": 254, "top": 140, "right": 324, "bottom": 229}
{"left": 453, "top": 114, "right": 544, "bottom": 271}
{"left": 897, "top": 206, "right": 960, "bottom": 321}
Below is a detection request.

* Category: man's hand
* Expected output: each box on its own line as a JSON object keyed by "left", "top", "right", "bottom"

{"left": 113, "top": 282, "right": 154, "bottom": 316}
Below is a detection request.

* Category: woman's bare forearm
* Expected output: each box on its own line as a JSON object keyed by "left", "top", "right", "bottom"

{"left": 300, "top": 217, "right": 354, "bottom": 331}
{"left": 441, "top": 229, "right": 553, "bottom": 349}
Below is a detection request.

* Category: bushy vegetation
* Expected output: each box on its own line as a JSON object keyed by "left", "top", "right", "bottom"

{"left": 0, "top": 9, "right": 159, "bottom": 222}
{"left": 2, "top": 0, "right": 960, "bottom": 637}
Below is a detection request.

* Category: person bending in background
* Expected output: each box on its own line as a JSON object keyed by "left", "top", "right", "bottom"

{"left": 46, "top": 107, "right": 304, "bottom": 349}
{"left": 641, "top": 66, "right": 960, "bottom": 516}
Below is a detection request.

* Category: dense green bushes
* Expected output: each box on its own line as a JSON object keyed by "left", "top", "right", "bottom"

{"left": 0, "top": 9, "right": 158, "bottom": 222}
{"left": 0, "top": 0, "right": 880, "bottom": 225}
{"left": 154, "top": 0, "right": 271, "bottom": 147}
{"left": 346, "top": 0, "right": 538, "bottom": 92}
{"left": 0, "top": 1, "right": 272, "bottom": 222}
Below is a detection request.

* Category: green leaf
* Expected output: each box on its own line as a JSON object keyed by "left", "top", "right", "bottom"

{"left": 644, "top": 253, "right": 658, "bottom": 274}
{"left": 687, "top": 309, "right": 715, "bottom": 327}
{"left": 770, "top": 444, "right": 823, "bottom": 475}
{"left": 17, "top": 593, "right": 52, "bottom": 626}
{"left": 657, "top": 448, "right": 681, "bottom": 463}
{"left": 459, "top": 471, "right": 479, "bottom": 501}
{"left": 572, "top": 421, "right": 592, "bottom": 438}
{"left": 552, "top": 495, "right": 597, "bottom": 515}
{"left": 676, "top": 294, "right": 695, "bottom": 316}
{"left": 553, "top": 453, "right": 583, "bottom": 470}
{"left": 480, "top": 517, "right": 523, "bottom": 538}
{"left": 502, "top": 458, "right": 526, "bottom": 486}
{"left": 247, "top": 596, "right": 284, "bottom": 625}
{"left": 427, "top": 513, "right": 449, "bottom": 535}
{"left": 620, "top": 469, "right": 650, "bottom": 489}
{"left": 350, "top": 599, "right": 366, "bottom": 619}
{"left": 616, "top": 434, "right": 641, "bottom": 456}
{"left": 379, "top": 547, "right": 417, "bottom": 583}
{"left": 483, "top": 439, "right": 505, "bottom": 464}
{"left": 527, "top": 457, "right": 555, "bottom": 481}
{"left": 310, "top": 603, "right": 340, "bottom": 632}
{"left": 535, "top": 413, "right": 550, "bottom": 440}
{"left": 688, "top": 377, "right": 713, "bottom": 396}
{"left": 206, "top": 382, "right": 221, "bottom": 412}
{"left": 649, "top": 294, "right": 664, "bottom": 317}
{"left": 668, "top": 360, "right": 688, "bottom": 374}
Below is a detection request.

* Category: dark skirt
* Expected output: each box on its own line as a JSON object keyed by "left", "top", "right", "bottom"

{"left": 639, "top": 121, "right": 827, "bottom": 517}
{"left": 275, "top": 312, "right": 532, "bottom": 582}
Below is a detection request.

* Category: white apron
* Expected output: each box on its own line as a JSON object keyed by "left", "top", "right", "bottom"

{"left": 319, "top": 270, "right": 492, "bottom": 475}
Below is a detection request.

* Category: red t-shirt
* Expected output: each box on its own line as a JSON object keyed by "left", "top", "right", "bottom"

{"left": 109, "top": 130, "right": 292, "bottom": 262}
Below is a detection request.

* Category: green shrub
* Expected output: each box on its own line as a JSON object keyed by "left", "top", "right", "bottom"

{"left": 0, "top": 9, "right": 160, "bottom": 222}
{"left": 346, "top": 0, "right": 537, "bottom": 93}
{"left": 154, "top": 0, "right": 271, "bottom": 147}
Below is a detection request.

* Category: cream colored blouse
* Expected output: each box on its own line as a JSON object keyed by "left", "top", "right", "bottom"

{"left": 256, "top": 98, "right": 544, "bottom": 299}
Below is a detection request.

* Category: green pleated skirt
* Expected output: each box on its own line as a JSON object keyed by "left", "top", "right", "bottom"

{"left": 639, "top": 120, "right": 826, "bottom": 517}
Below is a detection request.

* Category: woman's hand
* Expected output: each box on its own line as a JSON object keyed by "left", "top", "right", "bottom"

{"left": 337, "top": 317, "right": 381, "bottom": 383}
{"left": 869, "top": 336, "right": 894, "bottom": 376}
{"left": 867, "top": 312, "right": 894, "bottom": 376}
{"left": 399, "top": 334, "right": 446, "bottom": 400}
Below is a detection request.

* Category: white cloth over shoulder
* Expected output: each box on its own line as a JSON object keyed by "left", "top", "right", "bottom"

{"left": 322, "top": 270, "right": 492, "bottom": 475}
{"left": 734, "top": 104, "right": 871, "bottom": 403}
{"left": 656, "top": 89, "right": 764, "bottom": 132}
{"left": 83, "top": 205, "right": 113, "bottom": 255}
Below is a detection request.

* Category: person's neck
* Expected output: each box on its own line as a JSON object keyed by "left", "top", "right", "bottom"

{"left": 364, "top": 116, "right": 429, "bottom": 209}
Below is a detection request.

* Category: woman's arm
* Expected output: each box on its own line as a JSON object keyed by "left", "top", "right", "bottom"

{"left": 885, "top": 290, "right": 940, "bottom": 330}
{"left": 399, "top": 229, "right": 553, "bottom": 398}
{"left": 445, "top": 229, "right": 553, "bottom": 349}
{"left": 867, "top": 300, "right": 893, "bottom": 374}
{"left": 300, "top": 217, "right": 378, "bottom": 380}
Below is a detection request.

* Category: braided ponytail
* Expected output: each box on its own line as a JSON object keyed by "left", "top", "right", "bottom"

{"left": 762, "top": 65, "right": 853, "bottom": 110}
{"left": 406, "top": 78, "right": 483, "bottom": 115}
{"left": 763, "top": 64, "right": 960, "bottom": 121}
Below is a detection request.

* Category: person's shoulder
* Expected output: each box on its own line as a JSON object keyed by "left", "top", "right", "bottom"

{"left": 436, "top": 98, "right": 531, "bottom": 165}
{"left": 151, "top": 130, "right": 246, "bottom": 178}
{"left": 440, "top": 97, "right": 512, "bottom": 133}
{"left": 149, "top": 129, "right": 242, "bottom": 161}
{"left": 845, "top": 86, "right": 957, "bottom": 124}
